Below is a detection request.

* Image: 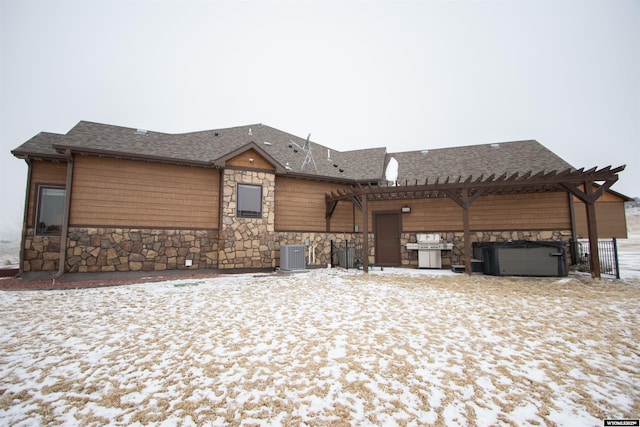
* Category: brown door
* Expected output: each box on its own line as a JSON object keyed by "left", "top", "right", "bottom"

{"left": 374, "top": 212, "right": 401, "bottom": 265}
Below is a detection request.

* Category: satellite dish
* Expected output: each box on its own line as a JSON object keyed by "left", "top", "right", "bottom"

{"left": 385, "top": 157, "right": 399, "bottom": 184}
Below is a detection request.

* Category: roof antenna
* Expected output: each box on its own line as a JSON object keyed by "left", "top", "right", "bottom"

{"left": 288, "top": 133, "right": 318, "bottom": 173}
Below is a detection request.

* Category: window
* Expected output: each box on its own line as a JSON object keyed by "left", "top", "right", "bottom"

{"left": 237, "top": 184, "right": 262, "bottom": 218}
{"left": 36, "top": 186, "right": 65, "bottom": 235}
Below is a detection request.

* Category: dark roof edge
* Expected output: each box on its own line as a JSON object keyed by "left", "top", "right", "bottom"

{"left": 281, "top": 170, "right": 379, "bottom": 185}
{"left": 11, "top": 149, "right": 66, "bottom": 161}
{"left": 53, "top": 144, "right": 215, "bottom": 168}
{"left": 385, "top": 139, "right": 540, "bottom": 156}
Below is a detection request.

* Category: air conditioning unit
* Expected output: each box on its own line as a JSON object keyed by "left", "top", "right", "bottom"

{"left": 280, "top": 245, "right": 306, "bottom": 270}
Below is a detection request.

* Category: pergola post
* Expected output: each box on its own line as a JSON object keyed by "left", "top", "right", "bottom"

{"left": 584, "top": 182, "right": 601, "bottom": 279}
{"left": 461, "top": 193, "right": 472, "bottom": 276}
{"left": 362, "top": 195, "right": 369, "bottom": 273}
{"left": 444, "top": 188, "right": 483, "bottom": 275}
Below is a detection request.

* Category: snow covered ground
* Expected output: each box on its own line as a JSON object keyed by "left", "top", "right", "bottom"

{"left": 0, "top": 230, "right": 19, "bottom": 267}
{"left": 1, "top": 268, "right": 639, "bottom": 426}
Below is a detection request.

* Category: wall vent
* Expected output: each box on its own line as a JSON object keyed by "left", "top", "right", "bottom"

{"left": 280, "top": 245, "right": 306, "bottom": 270}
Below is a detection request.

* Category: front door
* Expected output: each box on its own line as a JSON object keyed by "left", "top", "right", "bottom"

{"left": 374, "top": 212, "right": 401, "bottom": 266}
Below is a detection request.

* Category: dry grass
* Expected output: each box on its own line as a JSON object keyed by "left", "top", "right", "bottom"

{"left": 1, "top": 271, "right": 639, "bottom": 426}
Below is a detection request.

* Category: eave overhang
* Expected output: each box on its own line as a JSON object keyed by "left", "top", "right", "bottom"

{"left": 11, "top": 149, "right": 66, "bottom": 162}
{"left": 51, "top": 144, "right": 216, "bottom": 168}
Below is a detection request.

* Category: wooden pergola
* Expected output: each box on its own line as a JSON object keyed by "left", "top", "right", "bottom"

{"left": 326, "top": 165, "right": 625, "bottom": 278}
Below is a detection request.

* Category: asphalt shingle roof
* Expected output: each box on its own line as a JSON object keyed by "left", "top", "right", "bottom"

{"left": 12, "top": 121, "right": 575, "bottom": 184}
{"left": 12, "top": 121, "right": 386, "bottom": 182}
{"left": 385, "top": 141, "right": 575, "bottom": 184}
{"left": 11, "top": 132, "right": 68, "bottom": 160}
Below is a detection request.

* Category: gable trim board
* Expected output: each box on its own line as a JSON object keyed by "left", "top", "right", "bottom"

{"left": 12, "top": 121, "right": 629, "bottom": 279}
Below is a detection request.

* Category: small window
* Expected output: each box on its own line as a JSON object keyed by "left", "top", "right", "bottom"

{"left": 237, "top": 184, "right": 262, "bottom": 218}
{"left": 36, "top": 186, "right": 65, "bottom": 235}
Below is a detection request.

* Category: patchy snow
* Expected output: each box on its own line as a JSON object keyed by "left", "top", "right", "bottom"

{"left": 1, "top": 268, "right": 639, "bottom": 426}
{"left": 618, "top": 236, "right": 640, "bottom": 280}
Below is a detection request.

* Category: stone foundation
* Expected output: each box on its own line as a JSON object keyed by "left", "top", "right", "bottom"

{"left": 21, "top": 225, "right": 575, "bottom": 274}
{"left": 22, "top": 229, "right": 62, "bottom": 272}
{"left": 65, "top": 227, "right": 218, "bottom": 273}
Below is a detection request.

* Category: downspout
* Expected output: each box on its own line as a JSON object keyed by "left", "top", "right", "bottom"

{"left": 216, "top": 164, "right": 225, "bottom": 269}
{"left": 55, "top": 149, "right": 74, "bottom": 279}
{"left": 18, "top": 156, "right": 33, "bottom": 277}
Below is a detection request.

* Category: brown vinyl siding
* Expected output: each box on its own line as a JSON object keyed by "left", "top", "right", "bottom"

{"left": 328, "top": 201, "right": 356, "bottom": 232}
{"left": 574, "top": 202, "right": 628, "bottom": 238}
{"left": 70, "top": 156, "right": 220, "bottom": 228}
{"left": 367, "top": 198, "right": 461, "bottom": 231}
{"left": 470, "top": 192, "right": 571, "bottom": 230}
{"left": 365, "top": 192, "right": 570, "bottom": 232}
{"left": 275, "top": 177, "right": 353, "bottom": 232}
{"left": 226, "top": 149, "right": 276, "bottom": 171}
{"left": 27, "top": 160, "right": 68, "bottom": 226}
{"left": 571, "top": 185, "right": 628, "bottom": 238}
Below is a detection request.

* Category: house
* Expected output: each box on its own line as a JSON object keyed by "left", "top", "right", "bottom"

{"left": 11, "top": 121, "right": 628, "bottom": 279}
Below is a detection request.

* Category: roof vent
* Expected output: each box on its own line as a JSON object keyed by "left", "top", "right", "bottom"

{"left": 135, "top": 129, "right": 148, "bottom": 135}
{"left": 285, "top": 162, "right": 292, "bottom": 170}
{"left": 248, "top": 128, "right": 253, "bottom": 136}
{"left": 263, "top": 141, "right": 272, "bottom": 146}
{"left": 490, "top": 143, "right": 500, "bottom": 148}
{"left": 420, "top": 150, "right": 429, "bottom": 154}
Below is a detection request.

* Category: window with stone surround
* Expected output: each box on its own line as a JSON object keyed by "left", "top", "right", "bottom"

{"left": 35, "top": 185, "right": 66, "bottom": 236}
{"left": 237, "top": 183, "right": 262, "bottom": 218}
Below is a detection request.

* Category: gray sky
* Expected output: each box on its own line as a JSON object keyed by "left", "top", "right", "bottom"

{"left": 1, "top": 0, "right": 638, "bottom": 234}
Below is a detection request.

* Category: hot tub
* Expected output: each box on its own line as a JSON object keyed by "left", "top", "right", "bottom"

{"left": 473, "top": 241, "right": 568, "bottom": 277}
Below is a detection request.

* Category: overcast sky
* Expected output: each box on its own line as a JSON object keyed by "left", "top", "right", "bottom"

{"left": 1, "top": 0, "right": 638, "bottom": 234}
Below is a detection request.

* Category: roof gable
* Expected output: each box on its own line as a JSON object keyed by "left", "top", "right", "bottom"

{"left": 214, "top": 143, "right": 284, "bottom": 173}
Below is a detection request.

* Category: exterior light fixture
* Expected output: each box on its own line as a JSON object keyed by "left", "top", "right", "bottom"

{"left": 401, "top": 206, "right": 411, "bottom": 213}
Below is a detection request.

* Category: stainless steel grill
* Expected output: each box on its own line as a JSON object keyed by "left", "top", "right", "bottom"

{"left": 406, "top": 234, "right": 452, "bottom": 268}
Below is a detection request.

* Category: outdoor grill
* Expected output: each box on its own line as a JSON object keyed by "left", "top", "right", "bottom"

{"left": 406, "top": 233, "right": 453, "bottom": 268}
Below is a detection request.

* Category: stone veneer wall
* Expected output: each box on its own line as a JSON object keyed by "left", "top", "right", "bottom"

{"left": 218, "top": 169, "right": 277, "bottom": 269}
{"left": 22, "top": 227, "right": 218, "bottom": 273}
{"left": 22, "top": 224, "right": 575, "bottom": 274}
{"left": 65, "top": 227, "right": 218, "bottom": 273}
{"left": 24, "top": 227, "right": 218, "bottom": 273}
{"left": 22, "top": 229, "right": 62, "bottom": 272}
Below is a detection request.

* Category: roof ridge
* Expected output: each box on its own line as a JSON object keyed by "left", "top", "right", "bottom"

{"left": 387, "top": 139, "right": 541, "bottom": 155}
